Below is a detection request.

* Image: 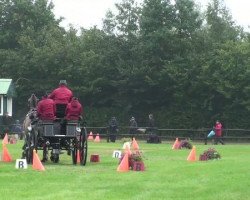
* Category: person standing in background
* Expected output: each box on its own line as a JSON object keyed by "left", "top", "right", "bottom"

{"left": 146, "top": 113, "right": 161, "bottom": 143}
{"left": 107, "top": 117, "right": 118, "bottom": 143}
{"left": 148, "top": 114, "right": 155, "bottom": 134}
{"left": 128, "top": 116, "right": 138, "bottom": 139}
{"left": 214, "top": 120, "right": 224, "bottom": 145}
{"left": 2, "top": 112, "right": 12, "bottom": 134}
{"left": 11, "top": 120, "right": 23, "bottom": 139}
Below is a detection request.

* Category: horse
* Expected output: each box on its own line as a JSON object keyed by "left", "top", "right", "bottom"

{"left": 27, "top": 93, "right": 39, "bottom": 110}
{"left": 22, "top": 94, "right": 39, "bottom": 160}
{"left": 23, "top": 94, "right": 39, "bottom": 135}
{"left": 22, "top": 109, "right": 37, "bottom": 134}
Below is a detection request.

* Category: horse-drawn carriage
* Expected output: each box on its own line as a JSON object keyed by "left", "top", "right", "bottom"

{"left": 22, "top": 96, "right": 87, "bottom": 165}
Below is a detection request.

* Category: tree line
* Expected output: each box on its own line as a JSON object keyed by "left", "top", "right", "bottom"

{"left": 1, "top": 0, "right": 250, "bottom": 129}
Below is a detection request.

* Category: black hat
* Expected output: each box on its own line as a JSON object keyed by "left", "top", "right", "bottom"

{"left": 59, "top": 80, "right": 67, "bottom": 85}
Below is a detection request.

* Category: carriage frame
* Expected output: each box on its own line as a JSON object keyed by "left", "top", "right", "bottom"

{"left": 23, "top": 116, "right": 88, "bottom": 165}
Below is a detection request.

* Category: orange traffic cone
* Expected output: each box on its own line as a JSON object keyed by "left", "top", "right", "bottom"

{"left": 77, "top": 150, "right": 80, "bottom": 163}
{"left": 132, "top": 138, "right": 139, "bottom": 151}
{"left": 32, "top": 150, "right": 45, "bottom": 171}
{"left": 187, "top": 146, "right": 196, "bottom": 162}
{"left": 117, "top": 152, "right": 129, "bottom": 172}
{"left": 88, "top": 132, "right": 94, "bottom": 140}
{"left": 172, "top": 138, "right": 180, "bottom": 150}
{"left": 2, "top": 133, "right": 8, "bottom": 145}
{"left": 2, "top": 145, "right": 12, "bottom": 162}
{"left": 94, "top": 133, "right": 100, "bottom": 142}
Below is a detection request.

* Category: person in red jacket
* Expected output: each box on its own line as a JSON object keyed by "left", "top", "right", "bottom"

{"left": 49, "top": 80, "right": 73, "bottom": 118}
{"left": 37, "top": 94, "right": 56, "bottom": 162}
{"left": 37, "top": 94, "right": 56, "bottom": 121}
{"left": 65, "top": 97, "right": 83, "bottom": 121}
{"left": 214, "top": 120, "right": 224, "bottom": 145}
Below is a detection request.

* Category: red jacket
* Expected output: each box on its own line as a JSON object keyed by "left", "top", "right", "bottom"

{"left": 49, "top": 85, "right": 73, "bottom": 104}
{"left": 37, "top": 98, "right": 56, "bottom": 120}
{"left": 214, "top": 123, "right": 222, "bottom": 137}
{"left": 65, "top": 99, "right": 83, "bottom": 120}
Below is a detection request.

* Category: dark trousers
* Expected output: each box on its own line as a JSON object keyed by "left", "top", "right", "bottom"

{"left": 107, "top": 129, "right": 117, "bottom": 143}
{"left": 107, "top": 134, "right": 116, "bottom": 142}
{"left": 214, "top": 136, "right": 224, "bottom": 145}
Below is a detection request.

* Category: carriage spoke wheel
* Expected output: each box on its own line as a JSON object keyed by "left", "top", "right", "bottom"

{"left": 72, "top": 138, "right": 77, "bottom": 165}
{"left": 79, "top": 127, "right": 88, "bottom": 165}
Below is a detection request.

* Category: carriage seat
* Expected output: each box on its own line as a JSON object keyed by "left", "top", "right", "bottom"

{"left": 39, "top": 120, "right": 79, "bottom": 137}
{"left": 39, "top": 120, "right": 57, "bottom": 137}
{"left": 66, "top": 120, "right": 79, "bottom": 137}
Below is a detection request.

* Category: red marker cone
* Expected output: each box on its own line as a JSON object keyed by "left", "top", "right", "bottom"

{"left": 32, "top": 150, "right": 45, "bottom": 171}
{"left": 117, "top": 153, "right": 129, "bottom": 172}
{"left": 172, "top": 138, "right": 180, "bottom": 150}
{"left": 77, "top": 150, "right": 80, "bottom": 163}
{"left": 94, "top": 133, "right": 100, "bottom": 142}
{"left": 2, "top": 133, "right": 8, "bottom": 145}
{"left": 2, "top": 145, "right": 12, "bottom": 162}
{"left": 88, "top": 132, "right": 94, "bottom": 140}
{"left": 187, "top": 146, "right": 196, "bottom": 162}
{"left": 132, "top": 138, "right": 139, "bottom": 151}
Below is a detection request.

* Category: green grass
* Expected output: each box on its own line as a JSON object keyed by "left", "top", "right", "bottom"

{"left": 0, "top": 139, "right": 250, "bottom": 200}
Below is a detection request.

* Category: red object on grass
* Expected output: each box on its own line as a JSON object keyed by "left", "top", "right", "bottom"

{"left": 90, "top": 154, "right": 100, "bottom": 162}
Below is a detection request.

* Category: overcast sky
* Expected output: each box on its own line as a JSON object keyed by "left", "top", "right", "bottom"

{"left": 51, "top": 0, "right": 250, "bottom": 31}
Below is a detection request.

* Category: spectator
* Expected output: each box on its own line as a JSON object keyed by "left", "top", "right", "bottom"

{"left": 147, "top": 113, "right": 155, "bottom": 134}
{"left": 214, "top": 120, "right": 224, "bottom": 145}
{"left": 11, "top": 120, "right": 24, "bottom": 139}
{"left": 65, "top": 97, "right": 83, "bottom": 121}
{"left": 128, "top": 116, "right": 138, "bottom": 139}
{"left": 2, "top": 112, "right": 12, "bottom": 134}
{"left": 147, "top": 113, "right": 161, "bottom": 143}
{"left": 37, "top": 94, "right": 56, "bottom": 121}
{"left": 107, "top": 117, "right": 118, "bottom": 143}
{"left": 49, "top": 80, "right": 73, "bottom": 118}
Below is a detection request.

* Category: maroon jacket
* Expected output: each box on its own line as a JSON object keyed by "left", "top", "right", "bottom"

{"left": 65, "top": 99, "right": 83, "bottom": 120}
{"left": 214, "top": 122, "right": 223, "bottom": 137}
{"left": 37, "top": 97, "right": 56, "bottom": 120}
{"left": 49, "top": 85, "right": 73, "bottom": 104}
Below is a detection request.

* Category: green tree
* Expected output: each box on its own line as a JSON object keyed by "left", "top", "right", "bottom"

{"left": 0, "top": 0, "right": 65, "bottom": 116}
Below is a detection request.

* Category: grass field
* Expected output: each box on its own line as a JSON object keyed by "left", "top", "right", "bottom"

{"left": 0, "top": 139, "right": 250, "bottom": 200}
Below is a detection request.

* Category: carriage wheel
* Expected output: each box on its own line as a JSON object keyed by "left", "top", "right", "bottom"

{"left": 79, "top": 127, "right": 88, "bottom": 165}
{"left": 72, "top": 138, "right": 77, "bottom": 165}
